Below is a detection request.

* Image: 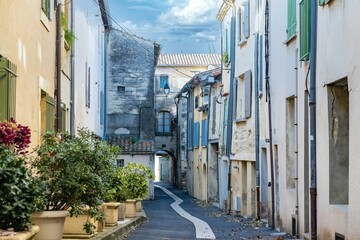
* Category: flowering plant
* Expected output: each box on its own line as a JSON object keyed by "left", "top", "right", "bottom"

{"left": 0, "top": 118, "right": 31, "bottom": 154}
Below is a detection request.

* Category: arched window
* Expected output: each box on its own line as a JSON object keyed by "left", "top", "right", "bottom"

{"left": 157, "top": 111, "right": 170, "bottom": 133}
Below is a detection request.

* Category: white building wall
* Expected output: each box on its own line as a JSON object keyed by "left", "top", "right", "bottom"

{"left": 316, "top": 0, "right": 360, "bottom": 239}
{"left": 73, "top": 0, "right": 104, "bottom": 136}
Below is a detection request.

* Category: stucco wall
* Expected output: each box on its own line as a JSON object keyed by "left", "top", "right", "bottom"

{"left": 0, "top": 1, "right": 56, "bottom": 148}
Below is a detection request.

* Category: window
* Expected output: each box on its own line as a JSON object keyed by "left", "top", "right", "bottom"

{"left": 40, "top": 91, "right": 55, "bottom": 133}
{"left": 116, "top": 159, "right": 124, "bottom": 167}
{"left": 157, "top": 111, "right": 171, "bottom": 133}
{"left": 300, "top": 0, "right": 310, "bottom": 61}
{"left": 0, "top": 56, "right": 17, "bottom": 121}
{"left": 328, "top": 79, "right": 349, "bottom": 205}
{"left": 160, "top": 75, "right": 168, "bottom": 88}
{"left": 237, "top": 8, "right": 242, "bottom": 43}
{"left": 319, "top": 0, "right": 332, "bottom": 6}
{"left": 235, "top": 70, "right": 252, "bottom": 121}
{"left": 117, "top": 86, "right": 125, "bottom": 92}
{"left": 243, "top": 0, "right": 250, "bottom": 39}
{"left": 41, "top": 0, "right": 52, "bottom": 19}
{"left": 287, "top": 0, "right": 297, "bottom": 40}
{"left": 195, "top": 96, "right": 200, "bottom": 109}
{"left": 85, "top": 64, "right": 91, "bottom": 108}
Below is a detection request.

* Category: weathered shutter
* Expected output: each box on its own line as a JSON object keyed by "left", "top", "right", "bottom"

{"left": 300, "top": 0, "right": 310, "bottom": 61}
{"left": 259, "top": 35, "right": 263, "bottom": 95}
{"left": 233, "top": 77, "right": 238, "bottom": 121}
{"left": 244, "top": 70, "right": 252, "bottom": 118}
{"left": 193, "top": 121, "right": 199, "bottom": 148}
{"left": 287, "top": 0, "right": 297, "bottom": 39}
{"left": 49, "top": 0, "right": 53, "bottom": 20}
{"left": 45, "top": 95, "right": 55, "bottom": 131}
{"left": 201, "top": 119, "right": 208, "bottom": 147}
{"left": 243, "top": 0, "right": 250, "bottom": 38}
{"left": 0, "top": 56, "right": 16, "bottom": 121}
{"left": 319, "top": 0, "right": 325, "bottom": 5}
{"left": 237, "top": 9, "right": 242, "bottom": 42}
{"left": 61, "top": 103, "right": 66, "bottom": 132}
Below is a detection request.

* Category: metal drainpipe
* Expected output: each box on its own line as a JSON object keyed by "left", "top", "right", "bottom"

{"left": 254, "top": 33, "right": 260, "bottom": 220}
{"left": 225, "top": 3, "right": 236, "bottom": 216}
{"left": 70, "top": 0, "right": 75, "bottom": 135}
{"left": 295, "top": 48, "right": 299, "bottom": 237}
{"left": 55, "top": 2, "right": 62, "bottom": 132}
{"left": 205, "top": 84, "right": 212, "bottom": 202}
{"left": 264, "top": 0, "right": 275, "bottom": 229}
{"left": 103, "top": 29, "right": 109, "bottom": 140}
{"left": 309, "top": 0, "right": 318, "bottom": 238}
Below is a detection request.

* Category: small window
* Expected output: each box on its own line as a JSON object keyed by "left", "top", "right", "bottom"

{"left": 116, "top": 159, "right": 124, "bottom": 167}
{"left": 41, "top": 0, "right": 51, "bottom": 19}
{"left": 117, "top": 86, "right": 125, "bottom": 92}
{"left": 160, "top": 75, "right": 169, "bottom": 88}
{"left": 157, "top": 111, "right": 171, "bottom": 133}
{"left": 195, "top": 96, "right": 199, "bottom": 109}
{"left": 235, "top": 70, "right": 252, "bottom": 121}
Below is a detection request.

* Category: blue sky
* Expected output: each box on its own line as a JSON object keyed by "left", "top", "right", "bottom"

{"left": 107, "top": 0, "right": 222, "bottom": 54}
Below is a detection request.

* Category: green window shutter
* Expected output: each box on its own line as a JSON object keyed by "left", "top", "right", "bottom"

{"left": 41, "top": 0, "right": 51, "bottom": 19}
{"left": 319, "top": 0, "right": 325, "bottom": 5}
{"left": 45, "top": 95, "right": 55, "bottom": 131}
{"left": 287, "top": 0, "right": 297, "bottom": 39}
{"left": 61, "top": 103, "right": 66, "bottom": 132}
{"left": 0, "top": 56, "right": 16, "bottom": 121}
{"left": 300, "top": 0, "right": 310, "bottom": 61}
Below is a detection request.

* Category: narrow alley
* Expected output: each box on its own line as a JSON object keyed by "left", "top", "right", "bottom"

{"left": 124, "top": 183, "right": 292, "bottom": 240}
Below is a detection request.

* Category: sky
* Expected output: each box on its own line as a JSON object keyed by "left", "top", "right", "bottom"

{"left": 107, "top": 0, "right": 222, "bottom": 54}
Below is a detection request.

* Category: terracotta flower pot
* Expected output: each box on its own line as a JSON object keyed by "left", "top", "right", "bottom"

{"left": 125, "top": 199, "right": 136, "bottom": 218}
{"left": 102, "top": 202, "right": 120, "bottom": 227}
{"left": 31, "top": 211, "right": 68, "bottom": 240}
{"left": 135, "top": 198, "right": 142, "bottom": 212}
{"left": 118, "top": 202, "right": 126, "bottom": 221}
{"left": 62, "top": 210, "right": 98, "bottom": 238}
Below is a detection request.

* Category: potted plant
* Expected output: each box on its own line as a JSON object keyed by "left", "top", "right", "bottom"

{"left": 0, "top": 119, "right": 41, "bottom": 240}
{"left": 106, "top": 167, "right": 130, "bottom": 221}
{"left": 120, "top": 163, "right": 155, "bottom": 216}
{"left": 31, "top": 129, "right": 120, "bottom": 239}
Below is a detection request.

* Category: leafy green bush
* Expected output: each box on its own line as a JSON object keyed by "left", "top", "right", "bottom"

{"left": 32, "top": 129, "right": 121, "bottom": 234}
{"left": 121, "top": 163, "right": 155, "bottom": 199}
{"left": 0, "top": 146, "right": 42, "bottom": 231}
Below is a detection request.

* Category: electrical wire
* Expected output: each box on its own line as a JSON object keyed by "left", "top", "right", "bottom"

{"left": 92, "top": 0, "right": 199, "bottom": 79}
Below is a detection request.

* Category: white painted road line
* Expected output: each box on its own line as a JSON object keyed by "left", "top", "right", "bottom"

{"left": 155, "top": 185, "right": 216, "bottom": 240}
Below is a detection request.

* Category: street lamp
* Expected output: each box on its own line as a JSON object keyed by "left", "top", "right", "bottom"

{"left": 164, "top": 83, "right": 170, "bottom": 97}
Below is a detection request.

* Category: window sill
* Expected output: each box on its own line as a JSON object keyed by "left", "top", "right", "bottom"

{"left": 234, "top": 117, "right": 247, "bottom": 123}
{"left": 155, "top": 132, "right": 173, "bottom": 136}
{"left": 284, "top": 33, "right": 297, "bottom": 45}
{"left": 40, "top": 11, "right": 51, "bottom": 32}
{"left": 238, "top": 39, "right": 247, "bottom": 47}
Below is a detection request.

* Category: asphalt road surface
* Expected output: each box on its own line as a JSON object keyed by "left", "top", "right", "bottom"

{"left": 124, "top": 183, "right": 293, "bottom": 240}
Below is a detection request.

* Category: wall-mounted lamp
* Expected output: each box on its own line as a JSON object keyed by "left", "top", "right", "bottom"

{"left": 164, "top": 83, "right": 170, "bottom": 97}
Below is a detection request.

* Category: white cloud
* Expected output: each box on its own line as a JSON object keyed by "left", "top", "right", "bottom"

{"left": 194, "top": 32, "right": 217, "bottom": 41}
{"left": 158, "top": 0, "right": 222, "bottom": 26}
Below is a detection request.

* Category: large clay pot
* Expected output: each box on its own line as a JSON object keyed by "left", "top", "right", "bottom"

{"left": 31, "top": 211, "right": 68, "bottom": 240}
{"left": 118, "top": 202, "right": 126, "bottom": 221}
{"left": 62, "top": 210, "right": 98, "bottom": 238}
{"left": 135, "top": 198, "right": 142, "bottom": 212}
{"left": 102, "top": 202, "right": 120, "bottom": 227}
{"left": 0, "top": 226, "right": 39, "bottom": 240}
{"left": 125, "top": 199, "right": 136, "bottom": 218}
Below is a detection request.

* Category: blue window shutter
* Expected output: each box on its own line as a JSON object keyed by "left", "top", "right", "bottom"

{"left": 244, "top": 70, "right": 252, "bottom": 118}
{"left": 193, "top": 122, "right": 199, "bottom": 148}
{"left": 50, "top": 0, "right": 53, "bottom": 20}
{"left": 237, "top": 9, "right": 242, "bottom": 42}
{"left": 243, "top": 0, "right": 250, "bottom": 38}
{"left": 201, "top": 119, "right": 208, "bottom": 147}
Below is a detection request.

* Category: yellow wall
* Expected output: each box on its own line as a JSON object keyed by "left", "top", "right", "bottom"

{"left": 0, "top": 1, "right": 66, "bottom": 148}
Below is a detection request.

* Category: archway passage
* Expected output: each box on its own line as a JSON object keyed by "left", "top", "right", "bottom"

{"left": 155, "top": 150, "right": 177, "bottom": 185}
